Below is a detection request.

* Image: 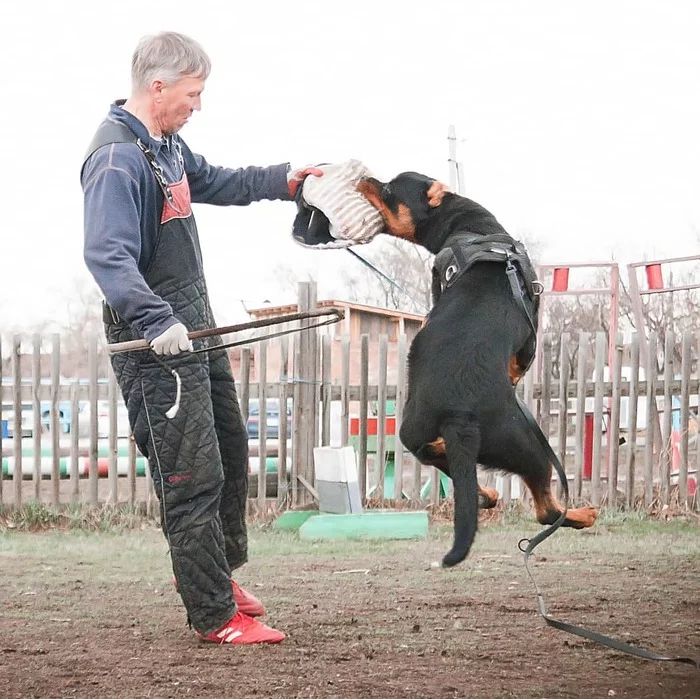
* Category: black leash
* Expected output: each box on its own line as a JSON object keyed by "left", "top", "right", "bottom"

{"left": 505, "top": 256, "right": 699, "bottom": 667}
{"left": 346, "top": 248, "right": 430, "bottom": 313}
{"left": 516, "top": 397, "right": 699, "bottom": 668}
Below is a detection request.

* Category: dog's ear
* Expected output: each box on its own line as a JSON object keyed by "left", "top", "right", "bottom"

{"left": 427, "top": 180, "right": 452, "bottom": 208}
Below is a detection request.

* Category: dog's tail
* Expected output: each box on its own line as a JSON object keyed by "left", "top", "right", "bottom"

{"left": 440, "top": 415, "right": 481, "bottom": 567}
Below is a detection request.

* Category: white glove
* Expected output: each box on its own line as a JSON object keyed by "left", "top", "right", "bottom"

{"left": 150, "top": 323, "right": 193, "bottom": 356}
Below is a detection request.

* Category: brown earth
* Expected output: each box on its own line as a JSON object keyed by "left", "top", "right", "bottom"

{"left": 0, "top": 513, "right": 698, "bottom": 699}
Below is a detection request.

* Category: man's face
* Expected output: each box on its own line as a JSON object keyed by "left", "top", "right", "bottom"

{"left": 153, "top": 75, "right": 205, "bottom": 136}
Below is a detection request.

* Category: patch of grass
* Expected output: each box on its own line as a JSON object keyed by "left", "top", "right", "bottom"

{"left": 0, "top": 502, "right": 154, "bottom": 533}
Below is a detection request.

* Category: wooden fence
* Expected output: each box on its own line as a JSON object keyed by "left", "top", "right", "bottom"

{"left": 1, "top": 327, "right": 698, "bottom": 514}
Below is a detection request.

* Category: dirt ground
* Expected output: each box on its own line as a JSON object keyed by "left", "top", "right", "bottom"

{"left": 0, "top": 512, "right": 698, "bottom": 699}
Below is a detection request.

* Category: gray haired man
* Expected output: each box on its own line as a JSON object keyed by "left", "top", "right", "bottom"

{"left": 81, "top": 31, "right": 320, "bottom": 644}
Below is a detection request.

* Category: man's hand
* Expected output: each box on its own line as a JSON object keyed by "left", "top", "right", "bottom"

{"left": 150, "top": 323, "right": 193, "bottom": 356}
{"left": 287, "top": 165, "right": 324, "bottom": 199}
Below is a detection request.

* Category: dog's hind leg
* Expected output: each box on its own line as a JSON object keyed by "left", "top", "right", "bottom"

{"left": 482, "top": 407, "right": 597, "bottom": 530}
{"left": 523, "top": 466, "right": 598, "bottom": 529}
{"left": 439, "top": 415, "right": 481, "bottom": 567}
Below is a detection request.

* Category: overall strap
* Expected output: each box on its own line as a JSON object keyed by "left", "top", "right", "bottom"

{"left": 82, "top": 120, "right": 137, "bottom": 165}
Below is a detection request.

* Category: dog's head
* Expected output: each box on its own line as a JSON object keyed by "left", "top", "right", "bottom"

{"left": 356, "top": 172, "right": 452, "bottom": 249}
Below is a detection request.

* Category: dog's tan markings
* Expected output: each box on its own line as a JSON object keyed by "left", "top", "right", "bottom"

{"left": 428, "top": 437, "right": 445, "bottom": 455}
{"left": 478, "top": 485, "right": 499, "bottom": 509}
{"left": 389, "top": 203, "right": 417, "bottom": 240}
{"left": 426, "top": 180, "right": 451, "bottom": 208}
{"left": 525, "top": 470, "right": 598, "bottom": 529}
{"left": 356, "top": 180, "right": 417, "bottom": 241}
{"left": 416, "top": 438, "right": 446, "bottom": 467}
{"left": 509, "top": 356, "right": 524, "bottom": 385}
{"left": 356, "top": 179, "right": 384, "bottom": 211}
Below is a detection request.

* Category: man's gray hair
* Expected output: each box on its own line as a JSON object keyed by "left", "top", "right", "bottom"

{"left": 131, "top": 31, "right": 211, "bottom": 91}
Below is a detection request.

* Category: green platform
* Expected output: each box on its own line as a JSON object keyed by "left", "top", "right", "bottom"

{"left": 298, "top": 509, "right": 428, "bottom": 541}
{"left": 420, "top": 471, "right": 452, "bottom": 499}
{"left": 273, "top": 510, "right": 320, "bottom": 531}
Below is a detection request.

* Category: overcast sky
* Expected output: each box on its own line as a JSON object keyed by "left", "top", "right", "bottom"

{"left": 1, "top": 0, "right": 699, "bottom": 330}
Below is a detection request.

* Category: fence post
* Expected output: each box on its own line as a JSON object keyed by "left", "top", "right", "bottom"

{"left": 106, "top": 366, "right": 118, "bottom": 507}
{"left": 340, "top": 336, "right": 350, "bottom": 446}
{"left": 540, "top": 334, "right": 552, "bottom": 439}
{"left": 625, "top": 335, "right": 640, "bottom": 509}
{"left": 257, "top": 340, "right": 268, "bottom": 513}
{"left": 70, "top": 381, "right": 80, "bottom": 503}
{"left": 679, "top": 332, "right": 691, "bottom": 506}
{"left": 591, "top": 332, "right": 606, "bottom": 507}
{"left": 556, "top": 333, "right": 570, "bottom": 502}
{"left": 292, "top": 281, "right": 319, "bottom": 507}
{"left": 88, "top": 333, "right": 99, "bottom": 506}
{"left": 321, "top": 334, "right": 332, "bottom": 446}
{"left": 31, "top": 334, "right": 42, "bottom": 501}
{"left": 375, "top": 335, "right": 388, "bottom": 500}
{"left": 394, "top": 334, "right": 407, "bottom": 501}
{"left": 644, "top": 332, "right": 658, "bottom": 508}
{"left": 358, "top": 334, "right": 369, "bottom": 500}
{"left": 50, "top": 333, "right": 61, "bottom": 506}
{"left": 607, "top": 334, "right": 623, "bottom": 508}
{"left": 278, "top": 336, "right": 290, "bottom": 507}
{"left": 573, "top": 332, "right": 589, "bottom": 501}
{"left": 660, "top": 331, "right": 674, "bottom": 507}
{"left": 12, "top": 335, "right": 22, "bottom": 509}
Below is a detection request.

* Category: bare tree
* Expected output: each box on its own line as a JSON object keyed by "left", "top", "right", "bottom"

{"left": 57, "top": 279, "right": 106, "bottom": 376}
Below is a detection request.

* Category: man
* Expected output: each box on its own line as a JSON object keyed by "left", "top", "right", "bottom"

{"left": 81, "top": 31, "right": 321, "bottom": 645}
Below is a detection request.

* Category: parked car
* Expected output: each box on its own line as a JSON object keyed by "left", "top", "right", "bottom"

{"left": 246, "top": 398, "right": 292, "bottom": 440}
{"left": 2, "top": 403, "right": 34, "bottom": 438}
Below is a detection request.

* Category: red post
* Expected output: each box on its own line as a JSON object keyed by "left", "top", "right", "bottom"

{"left": 645, "top": 264, "right": 664, "bottom": 290}
{"left": 552, "top": 267, "right": 570, "bottom": 292}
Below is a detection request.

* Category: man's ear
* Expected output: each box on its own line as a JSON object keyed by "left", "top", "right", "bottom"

{"left": 427, "top": 180, "right": 452, "bottom": 207}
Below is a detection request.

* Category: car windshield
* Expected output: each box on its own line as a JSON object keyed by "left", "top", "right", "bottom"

{"left": 248, "top": 399, "right": 290, "bottom": 416}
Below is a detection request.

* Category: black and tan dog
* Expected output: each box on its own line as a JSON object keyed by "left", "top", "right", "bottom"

{"left": 357, "top": 172, "right": 597, "bottom": 567}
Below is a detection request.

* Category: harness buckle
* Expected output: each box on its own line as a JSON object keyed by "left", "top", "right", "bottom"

{"left": 445, "top": 264, "right": 458, "bottom": 282}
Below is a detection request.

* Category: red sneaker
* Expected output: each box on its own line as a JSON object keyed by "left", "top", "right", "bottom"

{"left": 172, "top": 577, "right": 266, "bottom": 617}
{"left": 199, "top": 612, "right": 285, "bottom": 645}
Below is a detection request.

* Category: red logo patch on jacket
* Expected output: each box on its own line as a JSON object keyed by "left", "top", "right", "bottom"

{"left": 161, "top": 176, "right": 192, "bottom": 224}
{"left": 168, "top": 473, "right": 194, "bottom": 484}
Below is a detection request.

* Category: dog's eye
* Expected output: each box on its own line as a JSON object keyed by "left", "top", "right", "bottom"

{"left": 381, "top": 184, "right": 392, "bottom": 199}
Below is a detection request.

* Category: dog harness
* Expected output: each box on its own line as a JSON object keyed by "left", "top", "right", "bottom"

{"left": 433, "top": 232, "right": 540, "bottom": 302}
{"left": 432, "top": 231, "right": 542, "bottom": 372}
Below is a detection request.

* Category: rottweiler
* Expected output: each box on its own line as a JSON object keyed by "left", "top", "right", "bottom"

{"left": 357, "top": 172, "right": 597, "bottom": 567}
